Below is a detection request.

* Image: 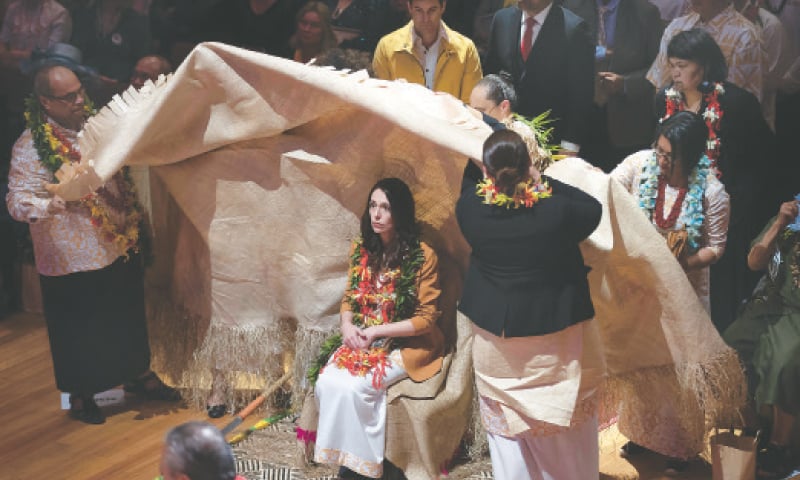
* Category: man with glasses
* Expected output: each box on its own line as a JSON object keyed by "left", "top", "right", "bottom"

{"left": 6, "top": 63, "right": 180, "bottom": 425}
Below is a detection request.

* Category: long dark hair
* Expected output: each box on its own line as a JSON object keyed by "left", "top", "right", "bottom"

{"left": 360, "top": 178, "right": 419, "bottom": 272}
{"left": 667, "top": 28, "right": 728, "bottom": 85}
{"left": 656, "top": 111, "right": 708, "bottom": 175}
{"left": 482, "top": 130, "right": 532, "bottom": 195}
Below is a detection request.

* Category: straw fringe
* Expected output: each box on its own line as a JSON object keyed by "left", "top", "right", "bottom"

{"left": 600, "top": 346, "right": 747, "bottom": 459}
{"left": 145, "top": 290, "right": 296, "bottom": 410}
{"left": 292, "top": 325, "right": 337, "bottom": 404}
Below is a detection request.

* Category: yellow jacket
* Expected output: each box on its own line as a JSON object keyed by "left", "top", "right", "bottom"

{"left": 372, "top": 21, "right": 483, "bottom": 104}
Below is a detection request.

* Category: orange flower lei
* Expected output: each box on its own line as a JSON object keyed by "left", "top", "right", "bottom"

{"left": 327, "top": 239, "right": 424, "bottom": 388}
{"left": 477, "top": 177, "right": 552, "bottom": 208}
{"left": 24, "top": 96, "right": 143, "bottom": 256}
{"left": 331, "top": 248, "right": 401, "bottom": 387}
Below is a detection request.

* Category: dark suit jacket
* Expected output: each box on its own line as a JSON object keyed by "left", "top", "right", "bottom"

{"left": 456, "top": 171, "right": 602, "bottom": 338}
{"left": 484, "top": 5, "right": 595, "bottom": 148}
{"left": 560, "top": 0, "right": 663, "bottom": 147}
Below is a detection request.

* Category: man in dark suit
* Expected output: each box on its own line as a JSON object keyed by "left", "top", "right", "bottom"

{"left": 560, "top": 0, "right": 663, "bottom": 171}
{"left": 484, "top": 0, "right": 594, "bottom": 156}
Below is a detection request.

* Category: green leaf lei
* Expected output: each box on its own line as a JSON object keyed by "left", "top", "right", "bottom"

{"left": 23, "top": 93, "right": 95, "bottom": 177}
{"left": 306, "top": 237, "right": 425, "bottom": 385}
{"left": 512, "top": 110, "right": 557, "bottom": 156}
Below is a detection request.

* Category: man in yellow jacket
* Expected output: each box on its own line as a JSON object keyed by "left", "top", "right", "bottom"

{"left": 373, "top": 0, "right": 483, "bottom": 103}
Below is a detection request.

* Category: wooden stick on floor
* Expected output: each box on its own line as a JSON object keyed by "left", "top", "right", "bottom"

{"left": 221, "top": 369, "right": 293, "bottom": 436}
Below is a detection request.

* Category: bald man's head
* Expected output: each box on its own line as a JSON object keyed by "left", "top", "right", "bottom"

{"left": 34, "top": 66, "right": 88, "bottom": 131}
{"left": 130, "top": 55, "right": 173, "bottom": 90}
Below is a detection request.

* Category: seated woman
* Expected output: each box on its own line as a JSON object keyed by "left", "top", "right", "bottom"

{"left": 457, "top": 129, "right": 603, "bottom": 480}
{"left": 314, "top": 177, "right": 444, "bottom": 479}
{"left": 724, "top": 197, "right": 800, "bottom": 479}
{"left": 468, "top": 73, "right": 552, "bottom": 172}
{"left": 611, "top": 111, "right": 731, "bottom": 474}
{"left": 290, "top": 1, "right": 337, "bottom": 64}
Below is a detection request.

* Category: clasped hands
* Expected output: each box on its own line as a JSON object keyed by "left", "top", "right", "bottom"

{"left": 776, "top": 199, "right": 799, "bottom": 229}
{"left": 342, "top": 322, "right": 382, "bottom": 350}
{"left": 597, "top": 71, "right": 624, "bottom": 95}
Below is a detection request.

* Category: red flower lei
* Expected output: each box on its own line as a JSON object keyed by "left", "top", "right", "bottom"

{"left": 654, "top": 176, "right": 688, "bottom": 229}
{"left": 328, "top": 241, "right": 423, "bottom": 389}
{"left": 330, "top": 256, "right": 396, "bottom": 388}
{"left": 663, "top": 83, "right": 724, "bottom": 177}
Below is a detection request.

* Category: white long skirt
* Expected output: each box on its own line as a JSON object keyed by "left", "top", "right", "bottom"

{"left": 314, "top": 349, "right": 408, "bottom": 478}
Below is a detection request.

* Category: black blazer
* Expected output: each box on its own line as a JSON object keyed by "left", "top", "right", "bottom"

{"left": 456, "top": 170, "right": 602, "bottom": 337}
{"left": 560, "top": 0, "right": 663, "bottom": 147}
{"left": 484, "top": 5, "right": 594, "bottom": 147}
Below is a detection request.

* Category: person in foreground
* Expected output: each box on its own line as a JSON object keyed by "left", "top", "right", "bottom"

{"left": 313, "top": 178, "right": 444, "bottom": 479}
{"left": 611, "top": 110, "right": 730, "bottom": 475}
{"left": 724, "top": 196, "right": 800, "bottom": 479}
{"left": 5, "top": 64, "right": 179, "bottom": 425}
{"left": 456, "top": 129, "right": 604, "bottom": 480}
{"left": 159, "top": 421, "right": 245, "bottom": 480}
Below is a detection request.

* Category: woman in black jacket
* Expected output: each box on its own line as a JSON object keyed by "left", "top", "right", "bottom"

{"left": 456, "top": 129, "right": 603, "bottom": 480}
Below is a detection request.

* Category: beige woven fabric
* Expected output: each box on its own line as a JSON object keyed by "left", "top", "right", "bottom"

{"left": 48, "top": 42, "right": 744, "bottom": 470}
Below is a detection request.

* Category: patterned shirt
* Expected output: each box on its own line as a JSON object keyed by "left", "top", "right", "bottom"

{"left": 646, "top": 5, "right": 764, "bottom": 102}
{"left": 6, "top": 125, "right": 125, "bottom": 276}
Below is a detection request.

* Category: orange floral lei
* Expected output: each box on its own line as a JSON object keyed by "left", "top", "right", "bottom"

{"left": 477, "top": 177, "right": 552, "bottom": 208}
{"left": 328, "top": 239, "right": 424, "bottom": 389}
{"left": 25, "top": 96, "right": 144, "bottom": 256}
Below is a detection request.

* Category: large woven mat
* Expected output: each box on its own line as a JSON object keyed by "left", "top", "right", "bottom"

{"left": 229, "top": 416, "right": 763, "bottom": 480}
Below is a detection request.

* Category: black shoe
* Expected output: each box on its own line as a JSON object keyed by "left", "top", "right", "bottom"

{"left": 207, "top": 404, "right": 226, "bottom": 418}
{"left": 664, "top": 458, "right": 690, "bottom": 476}
{"left": 619, "top": 441, "right": 647, "bottom": 458}
{"left": 124, "top": 371, "right": 181, "bottom": 402}
{"left": 337, "top": 466, "right": 369, "bottom": 479}
{"left": 757, "top": 444, "right": 791, "bottom": 479}
{"left": 68, "top": 394, "right": 106, "bottom": 425}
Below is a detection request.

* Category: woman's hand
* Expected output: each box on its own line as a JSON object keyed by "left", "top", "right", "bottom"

{"left": 341, "top": 321, "right": 364, "bottom": 350}
{"left": 359, "top": 326, "right": 381, "bottom": 347}
{"left": 776, "top": 200, "right": 799, "bottom": 230}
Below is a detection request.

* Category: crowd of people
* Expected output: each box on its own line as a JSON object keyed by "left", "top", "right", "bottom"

{"left": 1, "top": 0, "right": 799, "bottom": 479}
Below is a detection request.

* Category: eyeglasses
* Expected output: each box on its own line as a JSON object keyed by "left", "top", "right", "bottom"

{"left": 45, "top": 86, "right": 85, "bottom": 105}
{"left": 653, "top": 144, "right": 672, "bottom": 161}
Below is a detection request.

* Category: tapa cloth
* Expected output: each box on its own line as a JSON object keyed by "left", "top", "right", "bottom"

{"left": 472, "top": 320, "right": 605, "bottom": 435}
{"left": 48, "top": 42, "right": 744, "bottom": 467}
